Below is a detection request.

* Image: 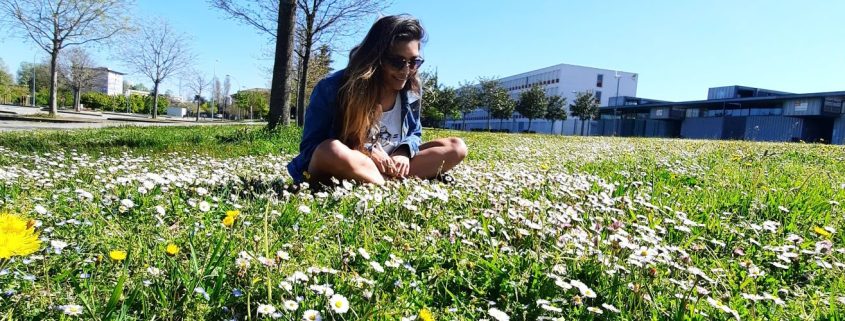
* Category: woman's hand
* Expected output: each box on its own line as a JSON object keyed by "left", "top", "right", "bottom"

{"left": 370, "top": 143, "right": 395, "bottom": 175}
{"left": 391, "top": 155, "right": 410, "bottom": 178}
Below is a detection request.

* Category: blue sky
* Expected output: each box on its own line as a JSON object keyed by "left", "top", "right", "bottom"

{"left": 1, "top": 0, "right": 844, "bottom": 102}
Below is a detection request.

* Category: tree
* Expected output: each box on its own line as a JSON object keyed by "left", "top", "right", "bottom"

{"left": 0, "top": 57, "right": 12, "bottom": 85}
{"left": 479, "top": 78, "right": 513, "bottom": 131}
{"left": 292, "top": 43, "right": 332, "bottom": 110}
{"left": 186, "top": 71, "right": 210, "bottom": 121}
{"left": 120, "top": 18, "right": 193, "bottom": 118}
{"left": 266, "top": 0, "right": 296, "bottom": 130}
{"left": 16, "top": 61, "right": 50, "bottom": 92}
{"left": 422, "top": 82, "right": 460, "bottom": 129}
{"left": 58, "top": 48, "right": 97, "bottom": 111}
{"left": 0, "top": 0, "right": 131, "bottom": 115}
{"left": 420, "top": 70, "right": 442, "bottom": 127}
{"left": 570, "top": 91, "right": 599, "bottom": 135}
{"left": 128, "top": 83, "right": 149, "bottom": 91}
{"left": 210, "top": 0, "right": 388, "bottom": 127}
{"left": 233, "top": 89, "right": 270, "bottom": 119}
{"left": 490, "top": 88, "right": 515, "bottom": 131}
{"left": 0, "top": 58, "right": 28, "bottom": 105}
{"left": 515, "top": 85, "right": 548, "bottom": 132}
{"left": 456, "top": 82, "right": 480, "bottom": 131}
{"left": 544, "top": 95, "right": 567, "bottom": 135}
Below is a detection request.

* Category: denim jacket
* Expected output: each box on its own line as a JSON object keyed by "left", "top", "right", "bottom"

{"left": 286, "top": 69, "right": 423, "bottom": 183}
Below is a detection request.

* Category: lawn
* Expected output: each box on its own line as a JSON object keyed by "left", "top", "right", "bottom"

{"left": 0, "top": 125, "right": 844, "bottom": 320}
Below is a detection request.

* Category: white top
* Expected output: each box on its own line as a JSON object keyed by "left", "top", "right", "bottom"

{"left": 375, "top": 93, "right": 403, "bottom": 155}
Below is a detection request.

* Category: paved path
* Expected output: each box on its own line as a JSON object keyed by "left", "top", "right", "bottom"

{"left": 0, "top": 104, "right": 261, "bottom": 131}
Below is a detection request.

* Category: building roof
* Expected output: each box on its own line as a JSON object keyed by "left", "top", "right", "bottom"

{"left": 601, "top": 90, "right": 845, "bottom": 111}
{"left": 88, "top": 67, "right": 126, "bottom": 75}
{"left": 497, "top": 62, "right": 637, "bottom": 81}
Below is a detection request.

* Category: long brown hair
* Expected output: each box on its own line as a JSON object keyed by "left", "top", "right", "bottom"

{"left": 338, "top": 15, "right": 425, "bottom": 152}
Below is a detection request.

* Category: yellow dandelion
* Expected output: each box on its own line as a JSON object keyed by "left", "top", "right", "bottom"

{"left": 222, "top": 215, "right": 235, "bottom": 228}
{"left": 226, "top": 210, "right": 240, "bottom": 219}
{"left": 814, "top": 226, "right": 832, "bottom": 238}
{"left": 0, "top": 212, "right": 30, "bottom": 234}
{"left": 165, "top": 244, "right": 179, "bottom": 256}
{"left": 418, "top": 307, "right": 435, "bottom": 321}
{"left": 0, "top": 212, "right": 42, "bottom": 259}
{"left": 109, "top": 250, "right": 127, "bottom": 262}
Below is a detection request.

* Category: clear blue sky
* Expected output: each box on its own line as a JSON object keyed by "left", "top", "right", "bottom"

{"left": 1, "top": 0, "right": 844, "bottom": 102}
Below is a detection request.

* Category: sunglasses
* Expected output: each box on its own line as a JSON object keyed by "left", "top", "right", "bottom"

{"left": 383, "top": 56, "right": 424, "bottom": 71}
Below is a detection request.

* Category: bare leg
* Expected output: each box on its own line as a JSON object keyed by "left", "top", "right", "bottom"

{"left": 408, "top": 137, "right": 468, "bottom": 179}
{"left": 307, "top": 139, "right": 385, "bottom": 185}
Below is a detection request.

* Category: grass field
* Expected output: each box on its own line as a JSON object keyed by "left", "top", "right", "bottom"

{"left": 1, "top": 125, "right": 844, "bottom": 320}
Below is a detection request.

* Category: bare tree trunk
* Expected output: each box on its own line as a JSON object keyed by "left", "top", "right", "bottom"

{"left": 267, "top": 0, "right": 296, "bottom": 130}
{"left": 528, "top": 118, "right": 533, "bottom": 132}
{"left": 196, "top": 101, "right": 201, "bottom": 121}
{"left": 152, "top": 82, "right": 160, "bottom": 119}
{"left": 49, "top": 49, "right": 59, "bottom": 115}
{"left": 296, "top": 37, "right": 312, "bottom": 127}
{"left": 486, "top": 112, "right": 491, "bottom": 131}
{"left": 462, "top": 112, "right": 467, "bottom": 130}
{"left": 73, "top": 89, "right": 81, "bottom": 112}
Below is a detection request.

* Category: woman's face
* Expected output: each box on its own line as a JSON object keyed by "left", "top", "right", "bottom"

{"left": 382, "top": 40, "right": 421, "bottom": 92}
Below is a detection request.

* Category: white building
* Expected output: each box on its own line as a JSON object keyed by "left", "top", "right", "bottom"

{"left": 89, "top": 68, "right": 125, "bottom": 96}
{"left": 445, "top": 63, "right": 638, "bottom": 135}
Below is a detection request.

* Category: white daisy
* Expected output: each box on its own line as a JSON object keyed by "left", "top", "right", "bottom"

{"left": 284, "top": 300, "right": 299, "bottom": 311}
{"left": 257, "top": 304, "right": 277, "bottom": 316}
{"left": 370, "top": 261, "right": 385, "bottom": 273}
{"left": 329, "top": 294, "right": 349, "bottom": 314}
{"left": 59, "top": 304, "right": 84, "bottom": 316}
{"left": 50, "top": 240, "right": 68, "bottom": 254}
{"left": 302, "top": 310, "right": 322, "bottom": 321}
{"left": 488, "top": 307, "right": 510, "bottom": 321}
{"left": 358, "top": 248, "right": 371, "bottom": 260}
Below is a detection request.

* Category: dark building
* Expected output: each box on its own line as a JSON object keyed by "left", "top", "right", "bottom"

{"left": 597, "top": 86, "right": 845, "bottom": 144}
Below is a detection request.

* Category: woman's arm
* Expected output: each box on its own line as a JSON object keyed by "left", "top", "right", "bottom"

{"left": 298, "top": 77, "right": 337, "bottom": 160}
{"left": 398, "top": 95, "right": 422, "bottom": 158}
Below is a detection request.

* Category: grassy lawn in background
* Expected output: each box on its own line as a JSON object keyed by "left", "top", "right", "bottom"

{"left": 1, "top": 125, "right": 844, "bottom": 320}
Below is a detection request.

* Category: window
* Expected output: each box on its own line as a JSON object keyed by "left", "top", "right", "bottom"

{"left": 685, "top": 108, "right": 699, "bottom": 118}
{"left": 596, "top": 74, "right": 604, "bottom": 87}
{"left": 595, "top": 91, "right": 602, "bottom": 103}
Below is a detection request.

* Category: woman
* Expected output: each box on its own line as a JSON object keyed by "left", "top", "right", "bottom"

{"left": 286, "top": 14, "right": 467, "bottom": 186}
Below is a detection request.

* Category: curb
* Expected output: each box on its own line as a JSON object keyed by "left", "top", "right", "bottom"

{"left": 0, "top": 114, "right": 97, "bottom": 123}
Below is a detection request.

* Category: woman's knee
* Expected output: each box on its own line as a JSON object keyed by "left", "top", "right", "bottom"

{"left": 313, "top": 139, "right": 376, "bottom": 172}
{"left": 447, "top": 137, "right": 468, "bottom": 161}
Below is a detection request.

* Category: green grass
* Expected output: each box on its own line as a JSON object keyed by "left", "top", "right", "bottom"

{"left": 0, "top": 125, "right": 301, "bottom": 157}
{"left": 0, "top": 125, "right": 844, "bottom": 320}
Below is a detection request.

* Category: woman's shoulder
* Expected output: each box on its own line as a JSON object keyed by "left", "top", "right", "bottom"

{"left": 317, "top": 69, "right": 346, "bottom": 91}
